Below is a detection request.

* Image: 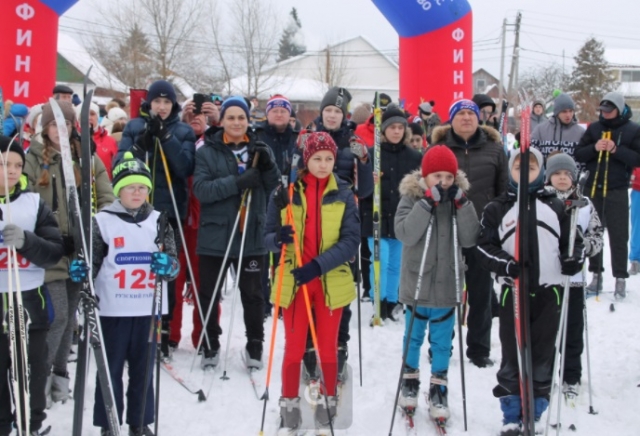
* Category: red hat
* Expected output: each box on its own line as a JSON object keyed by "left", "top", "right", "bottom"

{"left": 303, "top": 132, "right": 337, "bottom": 166}
{"left": 421, "top": 145, "right": 458, "bottom": 177}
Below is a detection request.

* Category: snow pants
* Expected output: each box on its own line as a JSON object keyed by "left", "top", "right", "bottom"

{"left": 94, "top": 316, "right": 155, "bottom": 428}
{"left": 367, "top": 237, "right": 402, "bottom": 304}
{"left": 588, "top": 188, "right": 629, "bottom": 278}
{"left": 463, "top": 246, "right": 494, "bottom": 360}
{"left": 403, "top": 306, "right": 455, "bottom": 374}
{"left": 563, "top": 286, "right": 585, "bottom": 385}
{"left": 495, "top": 285, "right": 561, "bottom": 398}
{"left": 629, "top": 190, "right": 640, "bottom": 262}
{"left": 45, "top": 278, "right": 81, "bottom": 376}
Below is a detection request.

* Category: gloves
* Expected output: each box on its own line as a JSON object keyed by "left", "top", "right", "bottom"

{"left": 560, "top": 255, "right": 583, "bottom": 276}
{"left": 504, "top": 260, "right": 520, "bottom": 279}
{"left": 147, "top": 115, "right": 170, "bottom": 142}
{"left": 252, "top": 142, "right": 275, "bottom": 171}
{"left": 276, "top": 225, "right": 295, "bottom": 245}
{"left": 151, "top": 252, "right": 179, "bottom": 279}
{"left": 272, "top": 184, "right": 290, "bottom": 210}
{"left": 291, "top": 260, "right": 322, "bottom": 286}
{"left": 236, "top": 167, "right": 261, "bottom": 191}
{"left": 2, "top": 224, "right": 25, "bottom": 249}
{"left": 349, "top": 136, "right": 368, "bottom": 161}
{"left": 69, "top": 259, "right": 89, "bottom": 283}
{"left": 447, "top": 184, "right": 469, "bottom": 209}
{"left": 422, "top": 183, "right": 445, "bottom": 209}
{"left": 133, "top": 130, "right": 154, "bottom": 157}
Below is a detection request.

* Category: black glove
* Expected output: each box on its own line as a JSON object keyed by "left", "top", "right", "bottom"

{"left": 272, "top": 184, "right": 289, "bottom": 210}
{"left": 561, "top": 255, "right": 583, "bottom": 276}
{"left": 252, "top": 142, "right": 274, "bottom": 171}
{"left": 276, "top": 225, "right": 295, "bottom": 245}
{"left": 504, "top": 260, "right": 520, "bottom": 279}
{"left": 62, "top": 235, "right": 76, "bottom": 257}
{"left": 133, "top": 130, "right": 154, "bottom": 156}
{"left": 447, "top": 184, "right": 469, "bottom": 209}
{"left": 148, "top": 115, "right": 170, "bottom": 142}
{"left": 236, "top": 167, "right": 261, "bottom": 191}
{"left": 291, "top": 260, "right": 322, "bottom": 286}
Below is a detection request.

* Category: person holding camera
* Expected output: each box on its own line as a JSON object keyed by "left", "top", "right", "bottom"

{"left": 115, "top": 79, "right": 196, "bottom": 360}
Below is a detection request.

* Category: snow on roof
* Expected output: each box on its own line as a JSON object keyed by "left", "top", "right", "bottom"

{"left": 607, "top": 49, "right": 640, "bottom": 68}
{"left": 57, "top": 32, "right": 128, "bottom": 93}
{"left": 167, "top": 75, "right": 197, "bottom": 100}
{"left": 616, "top": 82, "right": 640, "bottom": 98}
{"left": 228, "top": 75, "right": 329, "bottom": 101}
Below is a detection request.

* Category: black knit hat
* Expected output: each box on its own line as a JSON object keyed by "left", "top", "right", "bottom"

{"left": 0, "top": 135, "right": 25, "bottom": 165}
{"left": 381, "top": 105, "right": 408, "bottom": 132}
{"left": 320, "top": 87, "right": 352, "bottom": 116}
{"left": 409, "top": 122, "right": 424, "bottom": 136}
{"left": 147, "top": 80, "right": 177, "bottom": 105}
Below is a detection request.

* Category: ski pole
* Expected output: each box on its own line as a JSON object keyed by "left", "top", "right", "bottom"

{"left": 388, "top": 214, "right": 434, "bottom": 436}
{"left": 259, "top": 210, "right": 290, "bottom": 435}
{"left": 285, "top": 184, "right": 336, "bottom": 436}
{"left": 139, "top": 212, "right": 168, "bottom": 435}
{"left": 451, "top": 203, "right": 468, "bottom": 431}
{"left": 191, "top": 155, "right": 259, "bottom": 372}
{"left": 353, "top": 156, "right": 363, "bottom": 387}
{"left": 582, "top": 271, "right": 597, "bottom": 415}
{"left": 157, "top": 143, "right": 212, "bottom": 351}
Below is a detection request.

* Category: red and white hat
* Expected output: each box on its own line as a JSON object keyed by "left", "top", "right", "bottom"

{"left": 266, "top": 94, "right": 292, "bottom": 114}
{"left": 303, "top": 132, "right": 337, "bottom": 166}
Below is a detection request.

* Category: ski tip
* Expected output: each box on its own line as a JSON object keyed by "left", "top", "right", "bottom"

{"left": 197, "top": 390, "right": 206, "bottom": 402}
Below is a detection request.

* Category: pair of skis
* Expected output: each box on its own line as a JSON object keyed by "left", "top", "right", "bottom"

{"left": 371, "top": 92, "right": 383, "bottom": 326}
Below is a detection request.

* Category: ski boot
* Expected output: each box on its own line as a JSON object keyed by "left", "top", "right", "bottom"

{"left": 129, "top": 425, "right": 154, "bottom": 436}
{"left": 201, "top": 348, "right": 220, "bottom": 370}
{"left": 244, "top": 339, "right": 263, "bottom": 370}
{"left": 614, "top": 278, "right": 626, "bottom": 299}
{"left": 337, "top": 343, "right": 348, "bottom": 383}
{"left": 302, "top": 348, "right": 318, "bottom": 382}
{"left": 314, "top": 395, "right": 337, "bottom": 434}
{"left": 533, "top": 396, "right": 549, "bottom": 434}
{"left": 562, "top": 381, "right": 580, "bottom": 407}
{"left": 428, "top": 373, "right": 450, "bottom": 422}
{"left": 499, "top": 395, "right": 522, "bottom": 436}
{"left": 277, "top": 397, "right": 302, "bottom": 436}
{"left": 629, "top": 260, "right": 640, "bottom": 275}
{"left": 585, "top": 273, "right": 602, "bottom": 294}
{"left": 398, "top": 366, "right": 420, "bottom": 411}
{"left": 51, "top": 371, "right": 71, "bottom": 403}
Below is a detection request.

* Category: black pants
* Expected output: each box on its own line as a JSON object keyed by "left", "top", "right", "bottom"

{"left": 464, "top": 246, "right": 493, "bottom": 359}
{"left": 563, "top": 286, "right": 585, "bottom": 385}
{"left": 496, "top": 285, "right": 561, "bottom": 398}
{"left": 0, "top": 328, "right": 48, "bottom": 434}
{"left": 262, "top": 253, "right": 272, "bottom": 315}
{"left": 199, "top": 255, "right": 265, "bottom": 351}
{"left": 589, "top": 188, "right": 629, "bottom": 278}
{"left": 360, "top": 237, "right": 372, "bottom": 296}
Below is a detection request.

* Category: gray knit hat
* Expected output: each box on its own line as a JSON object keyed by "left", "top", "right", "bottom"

{"left": 508, "top": 146, "right": 544, "bottom": 171}
{"left": 320, "top": 87, "right": 352, "bottom": 116}
{"left": 381, "top": 105, "right": 408, "bottom": 133}
{"left": 545, "top": 153, "right": 578, "bottom": 183}
{"left": 553, "top": 93, "right": 575, "bottom": 117}
{"left": 599, "top": 91, "right": 625, "bottom": 114}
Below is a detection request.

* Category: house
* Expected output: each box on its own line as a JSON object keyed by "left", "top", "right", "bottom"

{"left": 606, "top": 48, "right": 640, "bottom": 119}
{"left": 472, "top": 68, "right": 503, "bottom": 98}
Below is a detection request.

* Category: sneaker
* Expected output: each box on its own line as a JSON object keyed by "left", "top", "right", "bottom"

{"left": 245, "top": 339, "right": 263, "bottom": 370}
{"left": 314, "top": 395, "right": 337, "bottom": 430}
{"left": 201, "top": 348, "right": 220, "bottom": 370}
{"left": 614, "top": 278, "right": 626, "bottom": 299}
{"left": 500, "top": 422, "right": 521, "bottom": 436}
{"left": 428, "top": 373, "right": 450, "bottom": 420}
{"left": 337, "top": 343, "right": 348, "bottom": 383}
{"left": 470, "top": 356, "right": 494, "bottom": 368}
{"left": 585, "top": 273, "right": 602, "bottom": 293}
{"left": 398, "top": 366, "right": 420, "bottom": 409}
{"left": 302, "top": 348, "right": 318, "bottom": 382}
{"left": 51, "top": 372, "right": 72, "bottom": 403}
{"left": 129, "top": 425, "right": 154, "bottom": 436}
{"left": 562, "top": 382, "right": 579, "bottom": 406}
{"left": 278, "top": 397, "right": 302, "bottom": 435}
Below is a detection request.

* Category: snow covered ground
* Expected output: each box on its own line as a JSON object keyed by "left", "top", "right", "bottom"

{"left": 48, "top": 243, "right": 640, "bottom": 435}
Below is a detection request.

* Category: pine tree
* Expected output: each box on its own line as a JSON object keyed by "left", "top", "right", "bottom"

{"left": 278, "top": 8, "right": 306, "bottom": 62}
{"left": 569, "top": 37, "right": 616, "bottom": 122}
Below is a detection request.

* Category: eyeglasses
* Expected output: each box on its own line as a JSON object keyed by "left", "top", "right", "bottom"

{"left": 121, "top": 185, "right": 150, "bottom": 194}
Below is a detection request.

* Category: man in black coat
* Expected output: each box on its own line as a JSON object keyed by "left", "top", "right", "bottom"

{"left": 575, "top": 91, "right": 640, "bottom": 298}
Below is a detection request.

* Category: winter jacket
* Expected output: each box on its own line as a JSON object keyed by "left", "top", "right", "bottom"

{"left": 633, "top": 167, "right": 640, "bottom": 191}
{"left": 360, "top": 141, "right": 423, "bottom": 238}
{"left": 431, "top": 124, "right": 509, "bottom": 217}
{"left": 115, "top": 105, "right": 196, "bottom": 220}
{"left": 93, "top": 127, "right": 118, "bottom": 179}
{"left": 530, "top": 112, "right": 547, "bottom": 133}
{"left": 531, "top": 116, "right": 585, "bottom": 162}
{"left": 575, "top": 106, "right": 640, "bottom": 193}
{"left": 354, "top": 116, "right": 375, "bottom": 147}
{"left": 254, "top": 122, "right": 299, "bottom": 183}
{"left": 24, "top": 138, "right": 115, "bottom": 282}
{"left": 314, "top": 117, "right": 374, "bottom": 199}
{"left": 395, "top": 170, "right": 479, "bottom": 308}
{"left": 477, "top": 187, "right": 584, "bottom": 291}
{"left": 264, "top": 173, "right": 360, "bottom": 310}
{"left": 193, "top": 128, "right": 280, "bottom": 258}
{"left": 0, "top": 181, "right": 64, "bottom": 330}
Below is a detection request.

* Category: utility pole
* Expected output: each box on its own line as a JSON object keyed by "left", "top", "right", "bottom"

{"left": 499, "top": 18, "right": 507, "bottom": 107}
{"left": 325, "top": 46, "right": 331, "bottom": 85}
{"left": 507, "top": 12, "right": 522, "bottom": 97}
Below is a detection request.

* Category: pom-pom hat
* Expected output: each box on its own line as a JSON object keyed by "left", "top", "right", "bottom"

{"left": 112, "top": 152, "right": 153, "bottom": 196}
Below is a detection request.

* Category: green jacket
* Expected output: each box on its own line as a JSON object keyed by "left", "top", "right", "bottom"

{"left": 265, "top": 174, "right": 360, "bottom": 310}
{"left": 24, "top": 138, "right": 115, "bottom": 282}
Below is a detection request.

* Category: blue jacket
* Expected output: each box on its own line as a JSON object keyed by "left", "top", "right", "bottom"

{"left": 115, "top": 107, "right": 196, "bottom": 220}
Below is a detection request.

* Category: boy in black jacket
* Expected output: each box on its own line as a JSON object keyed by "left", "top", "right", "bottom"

{"left": 477, "top": 147, "right": 584, "bottom": 435}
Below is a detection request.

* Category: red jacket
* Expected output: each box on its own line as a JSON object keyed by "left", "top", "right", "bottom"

{"left": 354, "top": 115, "right": 375, "bottom": 147}
{"left": 93, "top": 127, "right": 118, "bottom": 179}
{"left": 302, "top": 172, "right": 328, "bottom": 295}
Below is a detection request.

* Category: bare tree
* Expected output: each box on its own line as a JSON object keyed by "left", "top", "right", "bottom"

{"left": 316, "top": 44, "right": 351, "bottom": 89}
{"left": 519, "top": 64, "right": 571, "bottom": 102}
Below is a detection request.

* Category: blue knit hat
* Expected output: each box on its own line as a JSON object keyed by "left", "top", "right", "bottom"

{"left": 220, "top": 96, "right": 250, "bottom": 120}
{"left": 449, "top": 99, "right": 480, "bottom": 121}
{"left": 147, "top": 80, "right": 177, "bottom": 105}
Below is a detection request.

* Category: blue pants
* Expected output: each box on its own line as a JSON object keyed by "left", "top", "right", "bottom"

{"left": 403, "top": 307, "right": 455, "bottom": 374}
{"left": 94, "top": 316, "right": 155, "bottom": 428}
{"left": 630, "top": 190, "right": 640, "bottom": 262}
{"left": 367, "top": 237, "right": 402, "bottom": 303}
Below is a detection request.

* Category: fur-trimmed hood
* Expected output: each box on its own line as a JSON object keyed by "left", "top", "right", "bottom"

{"left": 430, "top": 124, "right": 501, "bottom": 146}
{"left": 399, "top": 169, "right": 471, "bottom": 199}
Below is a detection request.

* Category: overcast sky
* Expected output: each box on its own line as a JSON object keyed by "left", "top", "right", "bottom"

{"left": 63, "top": 0, "right": 640, "bottom": 79}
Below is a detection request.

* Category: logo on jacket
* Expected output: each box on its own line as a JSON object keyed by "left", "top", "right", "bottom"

{"left": 505, "top": 220, "right": 515, "bottom": 229}
{"left": 114, "top": 237, "right": 125, "bottom": 249}
{"left": 245, "top": 260, "right": 260, "bottom": 273}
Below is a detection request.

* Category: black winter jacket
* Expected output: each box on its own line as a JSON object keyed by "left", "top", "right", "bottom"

{"left": 574, "top": 106, "right": 640, "bottom": 192}
{"left": 432, "top": 125, "right": 509, "bottom": 217}
{"left": 255, "top": 122, "right": 298, "bottom": 183}
{"left": 0, "top": 185, "right": 64, "bottom": 330}
{"left": 360, "top": 141, "right": 422, "bottom": 238}
{"left": 115, "top": 103, "right": 196, "bottom": 220}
